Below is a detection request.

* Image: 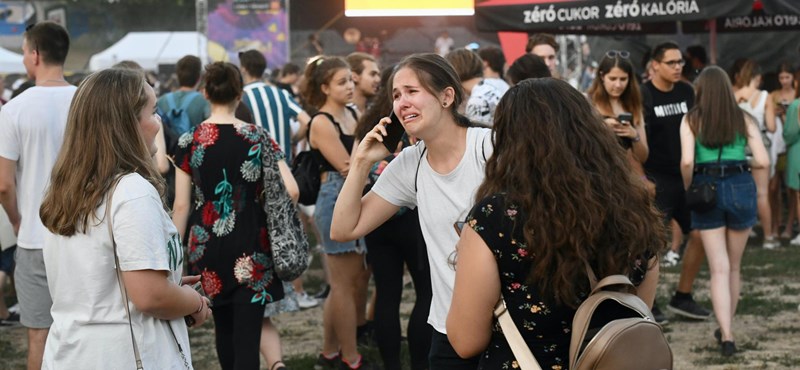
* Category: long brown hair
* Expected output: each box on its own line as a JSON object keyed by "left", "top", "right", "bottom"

{"left": 587, "top": 55, "right": 643, "bottom": 126}
{"left": 476, "top": 78, "right": 664, "bottom": 307}
{"left": 40, "top": 68, "right": 165, "bottom": 236}
{"left": 687, "top": 66, "right": 748, "bottom": 148}
{"left": 301, "top": 55, "right": 349, "bottom": 109}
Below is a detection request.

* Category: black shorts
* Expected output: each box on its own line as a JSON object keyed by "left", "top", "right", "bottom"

{"left": 648, "top": 171, "right": 692, "bottom": 234}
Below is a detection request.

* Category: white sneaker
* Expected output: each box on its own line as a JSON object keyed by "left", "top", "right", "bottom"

{"left": 763, "top": 238, "right": 780, "bottom": 250}
{"left": 296, "top": 292, "right": 319, "bottom": 309}
{"left": 791, "top": 235, "right": 800, "bottom": 247}
{"left": 661, "top": 250, "right": 680, "bottom": 267}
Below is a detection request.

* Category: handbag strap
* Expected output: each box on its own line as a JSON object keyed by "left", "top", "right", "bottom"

{"left": 493, "top": 298, "right": 543, "bottom": 370}
{"left": 105, "top": 177, "right": 144, "bottom": 370}
{"left": 106, "top": 176, "right": 191, "bottom": 370}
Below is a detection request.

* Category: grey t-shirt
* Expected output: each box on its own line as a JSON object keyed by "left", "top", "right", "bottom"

{"left": 371, "top": 127, "right": 493, "bottom": 333}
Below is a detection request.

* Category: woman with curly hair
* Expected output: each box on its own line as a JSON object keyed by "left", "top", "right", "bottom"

{"left": 447, "top": 78, "right": 664, "bottom": 369}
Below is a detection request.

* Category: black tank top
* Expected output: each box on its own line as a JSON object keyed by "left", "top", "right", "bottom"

{"left": 309, "top": 106, "right": 357, "bottom": 173}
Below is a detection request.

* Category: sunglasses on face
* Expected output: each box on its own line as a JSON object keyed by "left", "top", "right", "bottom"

{"left": 605, "top": 50, "right": 630, "bottom": 59}
{"left": 660, "top": 59, "right": 686, "bottom": 68}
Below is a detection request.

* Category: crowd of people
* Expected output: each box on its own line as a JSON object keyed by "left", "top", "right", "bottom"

{"left": 0, "top": 20, "right": 798, "bottom": 370}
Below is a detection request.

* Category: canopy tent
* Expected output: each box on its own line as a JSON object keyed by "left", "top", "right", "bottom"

{"left": 0, "top": 47, "right": 24, "bottom": 74}
{"left": 88, "top": 32, "right": 208, "bottom": 72}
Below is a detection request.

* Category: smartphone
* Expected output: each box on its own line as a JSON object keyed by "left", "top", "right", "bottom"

{"left": 618, "top": 112, "right": 633, "bottom": 125}
{"left": 382, "top": 111, "right": 406, "bottom": 153}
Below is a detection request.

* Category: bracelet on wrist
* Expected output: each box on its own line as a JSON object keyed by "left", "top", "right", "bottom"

{"left": 195, "top": 294, "right": 204, "bottom": 314}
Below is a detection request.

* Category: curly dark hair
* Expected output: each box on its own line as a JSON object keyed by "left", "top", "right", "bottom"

{"left": 476, "top": 78, "right": 664, "bottom": 307}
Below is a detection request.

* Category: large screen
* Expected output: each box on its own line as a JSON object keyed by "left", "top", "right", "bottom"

{"left": 345, "top": 0, "right": 474, "bottom": 17}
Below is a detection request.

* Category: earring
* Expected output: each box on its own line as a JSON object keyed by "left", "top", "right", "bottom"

{"left": 443, "top": 102, "right": 448, "bottom": 107}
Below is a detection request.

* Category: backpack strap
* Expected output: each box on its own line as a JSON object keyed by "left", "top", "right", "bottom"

{"left": 414, "top": 146, "right": 427, "bottom": 193}
{"left": 307, "top": 112, "right": 342, "bottom": 149}
{"left": 493, "top": 297, "right": 542, "bottom": 370}
{"left": 178, "top": 91, "right": 201, "bottom": 112}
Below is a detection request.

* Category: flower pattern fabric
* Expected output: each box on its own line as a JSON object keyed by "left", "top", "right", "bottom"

{"left": 175, "top": 123, "right": 284, "bottom": 306}
{"left": 468, "top": 194, "right": 648, "bottom": 370}
{"left": 467, "top": 194, "right": 573, "bottom": 370}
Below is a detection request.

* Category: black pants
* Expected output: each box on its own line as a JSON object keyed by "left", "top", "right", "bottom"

{"left": 365, "top": 209, "right": 433, "bottom": 370}
{"left": 212, "top": 303, "right": 264, "bottom": 370}
{"left": 429, "top": 331, "right": 480, "bottom": 370}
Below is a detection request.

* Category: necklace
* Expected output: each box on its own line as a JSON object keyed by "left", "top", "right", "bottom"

{"left": 38, "top": 78, "right": 67, "bottom": 85}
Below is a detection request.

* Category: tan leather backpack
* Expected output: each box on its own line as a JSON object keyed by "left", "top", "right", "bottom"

{"left": 568, "top": 273, "right": 673, "bottom": 370}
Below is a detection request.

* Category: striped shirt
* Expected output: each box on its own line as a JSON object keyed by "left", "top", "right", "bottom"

{"left": 242, "top": 82, "right": 303, "bottom": 161}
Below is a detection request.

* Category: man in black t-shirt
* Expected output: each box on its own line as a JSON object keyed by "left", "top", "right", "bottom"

{"left": 642, "top": 41, "right": 712, "bottom": 323}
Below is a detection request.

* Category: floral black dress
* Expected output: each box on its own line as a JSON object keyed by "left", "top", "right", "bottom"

{"left": 467, "top": 194, "right": 647, "bottom": 370}
{"left": 175, "top": 122, "right": 284, "bottom": 307}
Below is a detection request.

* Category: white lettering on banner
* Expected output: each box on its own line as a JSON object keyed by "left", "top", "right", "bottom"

{"left": 653, "top": 102, "right": 688, "bottom": 118}
{"left": 723, "top": 15, "right": 799, "bottom": 29}
{"left": 523, "top": 5, "right": 599, "bottom": 24}
{"left": 524, "top": 0, "right": 700, "bottom": 25}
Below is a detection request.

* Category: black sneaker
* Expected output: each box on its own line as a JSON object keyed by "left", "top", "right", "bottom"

{"left": 721, "top": 341, "right": 736, "bottom": 357}
{"left": 651, "top": 306, "right": 669, "bottom": 325}
{"left": 315, "top": 285, "right": 330, "bottom": 300}
{"left": 0, "top": 312, "right": 20, "bottom": 327}
{"left": 314, "top": 353, "right": 340, "bottom": 370}
{"left": 714, "top": 328, "right": 721, "bottom": 344}
{"left": 667, "top": 295, "right": 712, "bottom": 320}
{"left": 356, "top": 322, "right": 374, "bottom": 347}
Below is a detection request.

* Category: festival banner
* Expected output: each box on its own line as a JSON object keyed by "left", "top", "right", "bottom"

{"left": 207, "top": 0, "right": 289, "bottom": 69}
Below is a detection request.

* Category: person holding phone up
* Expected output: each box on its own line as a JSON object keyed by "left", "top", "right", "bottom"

{"left": 331, "top": 53, "right": 492, "bottom": 370}
{"left": 587, "top": 51, "right": 649, "bottom": 172}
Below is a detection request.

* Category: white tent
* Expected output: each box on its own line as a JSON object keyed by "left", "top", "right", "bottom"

{"left": 0, "top": 47, "right": 24, "bottom": 74}
{"left": 88, "top": 32, "right": 208, "bottom": 72}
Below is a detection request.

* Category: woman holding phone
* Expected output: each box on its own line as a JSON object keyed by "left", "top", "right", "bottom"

{"left": 587, "top": 51, "right": 649, "bottom": 172}
{"left": 331, "top": 53, "right": 491, "bottom": 369}
{"left": 353, "top": 66, "right": 433, "bottom": 370}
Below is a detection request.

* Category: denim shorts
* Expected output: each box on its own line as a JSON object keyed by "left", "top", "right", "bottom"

{"left": 314, "top": 172, "right": 365, "bottom": 255}
{"left": 690, "top": 168, "right": 757, "bottom": 230}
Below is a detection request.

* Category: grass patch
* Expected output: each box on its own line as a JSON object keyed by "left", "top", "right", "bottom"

{"left": 780, "top": 285, "right": 800, "bottom": 296}
{"left": 735, "top": 295, "right": 795, "bottom": 317}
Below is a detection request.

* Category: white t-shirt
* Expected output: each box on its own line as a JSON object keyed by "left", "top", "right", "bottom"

{"left": 0, "top": 85, "right": 76, "bottom": 250}
{"left": 43, "top": 174, "right": 191, "bottom": 369}
{"left": 372, "top": 127, "right": 493, "bottom": 333}
{"left": 483, "top": 77, "right": 510, "bottom": 96}
{"left": 466, "top": 80, "right": 504, "bottom": 127}
{"left": 435, "top": 36, "right": 454, "bottom": 57}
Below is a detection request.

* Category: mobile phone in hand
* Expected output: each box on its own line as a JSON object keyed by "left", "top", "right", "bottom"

{"left": 618, "top": 112, "right": 633, "bottom": 125}
{"left": 382, "top": 111, "right": 406, "bottom": 153}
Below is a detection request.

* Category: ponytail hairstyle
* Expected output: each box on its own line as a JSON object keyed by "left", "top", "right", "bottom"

{"left": 301, "top": 55, "right": 349, "bottom": 109}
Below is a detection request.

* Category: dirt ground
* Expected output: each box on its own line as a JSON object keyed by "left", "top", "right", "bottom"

{"left": 1, "top": 242, "right": 799, "bottom": 370}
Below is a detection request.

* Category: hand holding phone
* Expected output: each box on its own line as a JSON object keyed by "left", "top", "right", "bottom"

{"left": 382, "top": 112, "right": 406, "bottom": 153}
{"left": 617, "top": 112, "right": 633, "bottom": 125}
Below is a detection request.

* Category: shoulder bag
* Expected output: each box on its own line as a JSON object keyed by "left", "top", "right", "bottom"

{"left": 106, "top": 176, "right": 191, "bottom": 370}
{"left": 260, "top": 132, "right": 311, "bottom": 281}
{"left": 685, "top": 147, "right": 722, "bottom": 213}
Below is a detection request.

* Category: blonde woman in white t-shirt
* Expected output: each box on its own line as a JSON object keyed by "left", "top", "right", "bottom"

{"left": 331, "top": 53, "right": 491, "bottom": 370}
{"left": 39, "top": 69, "right": 210, "bottom": 369}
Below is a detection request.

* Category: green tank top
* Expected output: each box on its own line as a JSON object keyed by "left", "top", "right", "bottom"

{"left": 695, "top": 135, "right": 747, "bottom": 163}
